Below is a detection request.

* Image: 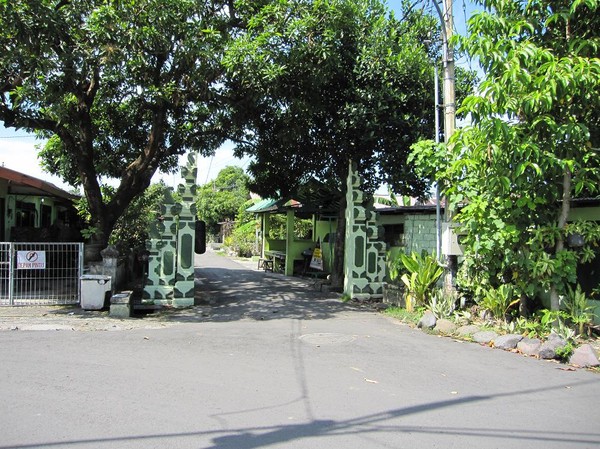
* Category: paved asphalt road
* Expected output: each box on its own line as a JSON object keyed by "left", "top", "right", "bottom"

{"left": 0, "top": 250, "right": 599, "bottom": 449}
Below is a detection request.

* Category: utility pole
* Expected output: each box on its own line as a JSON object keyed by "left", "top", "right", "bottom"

{"left": 442, "top": 0, "right": 455, "bottom": 151}
{"left": 434, "top": 62, "right": 442, "bottom": 261}
{"left": 432, "top": 0, "right": 457, "bottom": 288}
{"left": 443, "top": 0, "right": 458, "bottom": 287}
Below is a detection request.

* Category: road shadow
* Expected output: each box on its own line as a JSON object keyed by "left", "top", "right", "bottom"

{"left": 160, "top": 253, "right": 376, "bottom": 323}
{"left": 3, "top": 380, "right": 598, "bottom": 449}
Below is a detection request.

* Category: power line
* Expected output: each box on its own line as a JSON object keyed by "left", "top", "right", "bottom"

{"left": 0, "top": 135, "right": 39, "bottom": 139}
{"left": 204, "top": 155, "right": 214, "bottom": 184}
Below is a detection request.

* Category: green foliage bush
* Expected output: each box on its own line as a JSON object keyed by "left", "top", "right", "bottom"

{"left": 267, "top": 215, "right": 312, "bottom": 240}
{"left": 430, "top": 288, "right": 457, "bottom": 319}
{"left": 110, "top": 183, "right": 176, "bottom": 252}
{"left": 562, "top": 284, "right": 596, "bottom": 336}
{"left": 388, "top": 251, "right": 443, "bottom": 311}
{"left": 225, "top": 220, "right": 258, "bottom": 257}
{"left": 478, "top": 285, "right": 520, "bottom": 322}
{"left": 196, "top": 166, "right": 250, "bottom": 238}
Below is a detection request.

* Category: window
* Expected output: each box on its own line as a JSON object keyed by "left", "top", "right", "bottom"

{"left": 16, "top": 201, "right": 36, "bottom": 227}
{"left": 383, "top": 223, "right": 404, "bottom": 247}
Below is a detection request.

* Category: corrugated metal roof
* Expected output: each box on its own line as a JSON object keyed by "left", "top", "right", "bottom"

{"left": 378, "top": 205, "right": 444, "bottom": 214}
{"left": 246, "top": 198, "right": 280, "bottom": 213}
{"left": 0, "top": 166, "right": 78, "bottom": 202}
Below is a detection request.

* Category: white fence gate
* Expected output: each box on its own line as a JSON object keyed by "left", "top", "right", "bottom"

{"left": 0, "top": 242, "right": 83, "bottom": 306}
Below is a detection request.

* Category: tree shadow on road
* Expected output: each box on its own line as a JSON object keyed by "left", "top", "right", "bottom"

{"left": 4, "top": 380, "right": 599, "bottom": 449}
{"left": 159, "top": 266, "right": 375, "bottom": 323}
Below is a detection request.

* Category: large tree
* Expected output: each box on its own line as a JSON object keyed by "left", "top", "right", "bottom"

{"left": 0, "top": 0, "right": 234, "bottom": 247}
{"left": 222, "top": 0, "right": 453, "bottom": 285}
{"left": 196, "top": 165, "right": 251, "bottom": 236}
{"left": 435, "top": 0, "right": 600, "bottom": 310}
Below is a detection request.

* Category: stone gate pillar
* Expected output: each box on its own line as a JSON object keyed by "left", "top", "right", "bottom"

{"left": 143, "top": 189, "right": 178, "bottom": 305}
{"left": 172, "top": 152, "right": 198, "bottom": 307}
{"left": 343, "top": 161, "right": 386, "bottom": 300}
{"left": 143, "top": 152, "right": 198, "bottom": 308}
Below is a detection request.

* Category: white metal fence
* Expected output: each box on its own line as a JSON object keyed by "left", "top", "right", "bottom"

{"left": 0, "top": 242, "right": 83, "bottom": 306}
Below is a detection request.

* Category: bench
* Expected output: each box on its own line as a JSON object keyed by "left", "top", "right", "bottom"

{"left": 304, "top": 270, "right": 330, "bottom": 279}
{"left": 258, "top": 258, "right": 274, "bottom": 272}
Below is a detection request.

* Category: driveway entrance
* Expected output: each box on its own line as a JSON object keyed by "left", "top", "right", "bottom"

{"left": 182, "top": 250, "right": 351, "bottom": 322}
{"left": 0, "top": 250, "right": 599, "bottom": 449}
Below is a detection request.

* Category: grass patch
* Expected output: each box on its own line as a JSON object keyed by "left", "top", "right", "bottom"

{"left": 384, "top": 307, "right": 421, "bottom": 326}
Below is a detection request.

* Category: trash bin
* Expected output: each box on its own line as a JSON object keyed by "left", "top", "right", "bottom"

{"left": 80, "top": 274, "right": 112, "bottom": 310}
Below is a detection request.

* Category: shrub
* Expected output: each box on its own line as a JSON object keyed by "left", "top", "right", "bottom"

{"left": 561, "top": 284, "right": 596, "bottom": 336}
{"left": 430, "top": 288, "right": 457, "bottom": 319}
{"left": 391, "top": 251, "right": 443, "bottom": 311}
{"left": 226, "top": 220, "right": 258, "bottom": 257}
{"left": 478, "top": 284, "right": 520, "bottom": 322}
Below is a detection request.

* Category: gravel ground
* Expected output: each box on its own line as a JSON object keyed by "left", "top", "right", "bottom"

{"left": 0, "top": 304, "right": 180, "bottom": 331}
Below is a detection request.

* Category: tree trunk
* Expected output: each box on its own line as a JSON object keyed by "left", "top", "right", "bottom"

{"left": 550, "top": 166, "right": 572, "bottom": 311}
{"left": 79, "top": 105, "right": 167, "bottom": 249}
{"left": 330, "top": 194, "right": 347, "bottom": 291}
{"left": 519, "top": 293, "right": 530, "bottom": 317}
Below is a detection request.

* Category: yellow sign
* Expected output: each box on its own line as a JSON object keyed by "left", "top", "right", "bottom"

{"left": 309, "top": 247, "right": 323, "bottom": 271}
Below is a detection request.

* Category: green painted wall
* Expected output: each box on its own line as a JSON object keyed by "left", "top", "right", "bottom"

{"left": 144, "top": 152, "right": 197, "bottom": 307}
{"left": 343, "top": 163, "right": 386, "bottom": 300}
{"left": 568, "top": 206, "right": 600, "bottom": 221}
{"left": 377, "top": 212, "right": 437, "bottom": 257}
{"left": 403, "top": 214, "right": 437, "bottom": 256}
{"left": 259, "top": 213, "right": 337, "bottom": 274}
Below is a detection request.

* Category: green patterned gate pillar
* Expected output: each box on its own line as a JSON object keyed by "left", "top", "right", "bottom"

{"left": 173, "top": 153, "right": 198, "bottom": 307}
{"left": 144, "top": 152, "right": 198, "bottom": 308}
{"left": 343, "top": 161, "right": 386, "bottom": 300}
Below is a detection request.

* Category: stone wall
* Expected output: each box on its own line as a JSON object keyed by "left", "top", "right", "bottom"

{"left": 403, "top": 213, "right": 437, "bottom": 256}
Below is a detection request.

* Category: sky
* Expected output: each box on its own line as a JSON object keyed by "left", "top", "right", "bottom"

{"left": 0, "top": 128, "right": 251, "bottom": 192}
{"left": 0, "top": 0, "right": 480, "bottom": 193}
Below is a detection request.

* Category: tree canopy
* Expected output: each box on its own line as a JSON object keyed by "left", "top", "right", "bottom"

{"left": 0, "top": 0, "right": 233, "bottom": 246}
{"left": 223, "top": 0, "right": 442, "bottom": 198}
{"left": 221, "top": 0, "right": 476, "bottom": 284}
{"left": 196, "top": 165, "right": 251, "bottom": 237}
{"left": 422, "top": 0, "right": 600, "bottom": 310}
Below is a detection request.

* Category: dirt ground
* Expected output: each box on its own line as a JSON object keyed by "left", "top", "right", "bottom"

{"left": 0, "top": 304, "right": 180, "bottom": 332}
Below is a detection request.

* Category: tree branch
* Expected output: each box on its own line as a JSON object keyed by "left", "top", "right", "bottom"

{"left": 0, "top": 104, "right": 59, "bottom": 133}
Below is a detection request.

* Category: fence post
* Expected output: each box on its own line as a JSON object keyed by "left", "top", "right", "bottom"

{"left": 8, "top": 243, "right": 14, "bottom": 306}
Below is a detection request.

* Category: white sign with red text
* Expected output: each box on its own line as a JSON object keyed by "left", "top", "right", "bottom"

{"left": 17, "top": 251, "right": 46, "bottom": 270}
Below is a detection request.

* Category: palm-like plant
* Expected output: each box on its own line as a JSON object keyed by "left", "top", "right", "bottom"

{"left": 390, "top": 251, "right": 443, "bottom": 311}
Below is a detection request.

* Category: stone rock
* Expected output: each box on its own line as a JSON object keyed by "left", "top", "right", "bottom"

{"left": 456, "top": 325, "right": 480, "bottom": 337}
{"left": 473, "top": 331, "right": 498, "bottom": 344}
{"left": 569, "top": 344, "right": 600, "bottom": 368}
{"left": 494, "top": 334, "right": 523, "bottom": 350}
{"left": 539, "top": 333, "right": 567, "bottom": 359}
{"left": 417, "top": 311, "right": 437, "bottom": 329}
{"left": 517, "top": 338, "right": 542, "bottom": 357}
{"left": 101, "top": 244, "right": 120, "bottom": 259}
{"left": 434, "top": 319, "right": 457, "bottom": 335}
{"left": 547, "top": 332, "right": 566, "bottom": 344}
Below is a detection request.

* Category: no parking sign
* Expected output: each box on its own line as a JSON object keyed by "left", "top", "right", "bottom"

{"left": 16, "top": 251, "right": 46, "bottom": 269}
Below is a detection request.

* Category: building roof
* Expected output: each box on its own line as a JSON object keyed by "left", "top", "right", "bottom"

{"left": 246, "top": 198, "right": 282, "bottom": 213}
{"left": 377, "top": 204, "right": 444, "bottom": 214}
{"left": 0, "top": 166, "right": 78, "bottom": 202}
